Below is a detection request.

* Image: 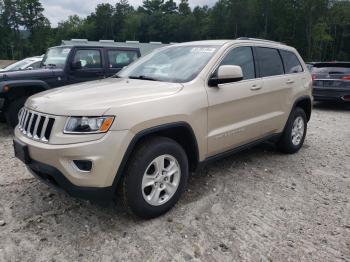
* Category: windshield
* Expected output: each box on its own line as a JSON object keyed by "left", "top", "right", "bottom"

{"left": 42, "top": 47, "right": 71, "bottom": 69}
{"left": 4, "top": 60, "right": 32, "bottom": 71}
{"left": 118, "top": 45, "right": 220, "bottom": 83}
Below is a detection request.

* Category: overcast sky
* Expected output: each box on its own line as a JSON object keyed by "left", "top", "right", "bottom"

{"left": 41, "top": 0, "right": 214, "bottom": 27}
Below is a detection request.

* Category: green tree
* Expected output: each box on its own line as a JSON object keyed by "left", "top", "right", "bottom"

{"left": 88, "top": 3, "right": 115, "bottom": 40}
{"left": 0, "top": 0, "right": 349, "bottom": 61}
{"left": 142, "top": 0, "right": 164, "bottom": 14}
{"left": 114, "top": 0, "right": 134, "bottom": 40}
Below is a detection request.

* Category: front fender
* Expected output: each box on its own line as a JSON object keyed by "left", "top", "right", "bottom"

{"left": 0, "top": 80, "right": 50, "bottom": 94}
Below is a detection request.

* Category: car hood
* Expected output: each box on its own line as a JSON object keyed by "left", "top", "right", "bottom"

{"left": 0, "top": 68, "right": 62, "bottom": 80}
{"left": 26, "top": 78, "right": 183, "bottom": 116}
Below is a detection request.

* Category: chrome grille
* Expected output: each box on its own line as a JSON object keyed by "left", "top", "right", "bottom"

{"left": 18, "top": 108, "right": 56, "bottom": 143}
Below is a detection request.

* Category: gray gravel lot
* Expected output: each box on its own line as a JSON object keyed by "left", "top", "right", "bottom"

{"left": 0, "top": 102, "right": 349, "bottom": 262}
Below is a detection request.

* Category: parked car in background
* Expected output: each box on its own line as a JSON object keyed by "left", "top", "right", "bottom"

{"left": 0, "top": 56, "right": 43, "bottom": 72}
{"left": 14, "top": 38, "right": 312, "bottom": 219}
{"left": 311, "top": 62, "right": 350, "bottom": 102}
{"left": 306, "top": 63, "right": 315, "bottom": 72}
{"left": 0, "top": 40, "right": 168, "bottom": 127}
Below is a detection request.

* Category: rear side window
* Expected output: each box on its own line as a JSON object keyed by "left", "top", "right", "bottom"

{"left": 73, "top": 49, "right": 102, "bottom": 69}
{"left": 220, "top": 46, "right": 255, "bottom": 80}
{"left": 107, "top": 50, "right": 139, "bottom": 69}
{"left": 280, "top": 50, "right": 303, "bottom": 74}
{"left": 256, "top": 47, "right": 284, "bottom": 77}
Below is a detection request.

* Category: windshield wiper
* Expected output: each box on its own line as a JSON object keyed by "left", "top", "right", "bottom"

{"left": 128, "top": 75, "right": 158, "bottom": 81}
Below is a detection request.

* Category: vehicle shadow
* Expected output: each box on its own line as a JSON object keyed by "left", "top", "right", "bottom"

{"left": 11, "top": 140, "right": 280, "bottom": 229}
{"left": 181, "top": 141, "right": 278, "bottom": 205}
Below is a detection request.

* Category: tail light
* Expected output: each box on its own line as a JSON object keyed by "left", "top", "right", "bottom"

{"left": 341, "top": 95, "right": 350, "bottom": 101}
{"left": 312, "top": 74, "right": 316, "bottom": 81}
{"left": 342, "top": 75, "right": 350, "bottom": 80}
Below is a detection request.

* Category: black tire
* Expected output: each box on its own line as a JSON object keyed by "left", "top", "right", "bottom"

{"left": 277, "top": 107, "right": 307, "bottom": 154}
{"left": 4, "top": 97, "right": 27, "bottom": 128}
{"left": 0, "top": 113, "right": 6, "bottom": 123}
{"left": 122, "top": 136, "right": 189, "bottom": 219}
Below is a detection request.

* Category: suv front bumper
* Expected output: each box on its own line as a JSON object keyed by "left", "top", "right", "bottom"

{"left": 14, "top": 128, "right": 133, "bottom": 201}
{"left": 27, "top": 158, "right": 114, "bottom": 201}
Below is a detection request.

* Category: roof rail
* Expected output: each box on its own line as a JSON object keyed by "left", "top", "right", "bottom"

{"left": 99, "top": 40, "right": 114, "bottom": 43}
{"left": 71, "top": 39, "right": 88, "bottom": 42}
{"left": 126, "top": 40, "right": 140, "bottom": 44}
{"left": 149, "top": 41, "right": 162, "bottom": 44}
{"left": 236, "top": 37, "right": 284, "bottom": 45}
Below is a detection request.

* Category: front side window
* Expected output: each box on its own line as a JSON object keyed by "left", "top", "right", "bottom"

{"left": 118, "top": 45, "right": 220, "bottom": 83}
{"left": 42, "top": 47, "right": 71, "bottom": 69}
{"left": 73, "top": 49, "right": 102, "bottom": 69}
{"left": 30, "top": 61, "right": 41, "bottom": 69}
{"left": 280, "top": 50, "right": 303, "bottom": 74}
{"left": 256, "top": 47, "right": 284, "bottom": 77}
{"left": 108, "top": 50, "right": 139, "bottom": 68}
{"left": 220, "top": 46, "right": 255, "bottom": 80}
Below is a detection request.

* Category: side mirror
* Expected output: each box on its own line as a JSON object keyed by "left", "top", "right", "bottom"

{"left": 26, "top": 67, "right": 33, "bottom": 70}
{"left": 71, "top": 61, "right": 82, "bottom": 70}
{"left": 208, "top": 65, "right": 243, "bottom": 87}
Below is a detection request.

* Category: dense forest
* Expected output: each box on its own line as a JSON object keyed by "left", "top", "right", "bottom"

{"left": 0, "top": 0, "right": 349, "bottom": 61}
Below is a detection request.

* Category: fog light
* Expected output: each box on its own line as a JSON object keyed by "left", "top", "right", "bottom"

{"left": 73, "top": 160, "right": 93, "bottom": 172}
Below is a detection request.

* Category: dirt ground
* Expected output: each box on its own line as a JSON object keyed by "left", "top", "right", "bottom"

{"left": 0, "top": 102, "right": 349, "bottom": 262}
{"left": 0, "top": 60, "right": 16, "bottom": 69}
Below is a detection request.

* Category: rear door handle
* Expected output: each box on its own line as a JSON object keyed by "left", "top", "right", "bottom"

{"left": 250, "top": 84, "right": 262, "bottom": 91}
{"left": 286, "top": 79, "right": 295, "bottom": 84}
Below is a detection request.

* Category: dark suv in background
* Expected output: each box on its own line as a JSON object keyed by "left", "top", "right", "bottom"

{"left": 311, "top": 62, "right": 350, "bottom": 103}
{"left": 0, "top": 40, "right": 168, "bottom": 127}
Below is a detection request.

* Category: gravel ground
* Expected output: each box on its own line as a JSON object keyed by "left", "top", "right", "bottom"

{"left": 0, "top": 102, "right": 349, "bottom": 262}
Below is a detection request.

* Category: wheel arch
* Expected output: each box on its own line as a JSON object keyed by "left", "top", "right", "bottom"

{"left": 293, "top": 96, "right": 312, "bottom": 122}
{"left": 112, "top": 122, "right": 200, "bottom": 190}
{"left": 1, "top": 81, "right": 49, "bottom": 104}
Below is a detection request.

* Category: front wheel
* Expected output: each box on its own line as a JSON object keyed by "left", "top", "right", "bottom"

{"left": 122, "top": 137, "right": 189, "bottom": 219}
{"left": 277, "top": 107, "right": 307, "bottom": 154}
{"left": 5, "top": 97, "right": 28, "bottom": 128}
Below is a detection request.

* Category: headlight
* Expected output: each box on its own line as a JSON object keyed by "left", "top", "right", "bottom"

{"left": 64, "top": 116, "right": 114, "bottom": 134}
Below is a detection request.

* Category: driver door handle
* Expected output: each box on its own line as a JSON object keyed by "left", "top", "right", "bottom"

{"left": 250, "top": 84, "right": 262, "bottom": 91}
{"left": 286, "top": 79, "right": 295, "bottom": 84}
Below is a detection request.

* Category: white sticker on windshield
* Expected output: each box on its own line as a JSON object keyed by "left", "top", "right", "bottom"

{"left": 190, "top": 47, "right": 216, "bottom": 53}
{"left": 62, "top": 48, "right": 71, "bottom": 54}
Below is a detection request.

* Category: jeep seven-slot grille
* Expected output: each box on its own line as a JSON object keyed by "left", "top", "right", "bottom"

{"left": 18, "top": 108, "right": 55, "bottom": 143}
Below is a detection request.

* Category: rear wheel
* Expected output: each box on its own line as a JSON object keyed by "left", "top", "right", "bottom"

{"left": 122, "top": 136, "right": 189, "bottom": 219}
{"left": 4, "top": 97, "right": 27, "bottom": 128}
{"left": 277, "top": 107, "right": 307, "bottom": 154}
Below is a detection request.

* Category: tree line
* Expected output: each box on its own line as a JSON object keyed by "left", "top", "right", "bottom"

{"left": 0, "top": 0, "right": 349, "bottom": 61}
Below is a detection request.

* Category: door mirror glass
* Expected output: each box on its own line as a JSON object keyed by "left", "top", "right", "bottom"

{"left": 71, "top": 61, "right": 82, "bottom": 70}
{"left": 209, "top": 65, "right": 243, "bottom": 86}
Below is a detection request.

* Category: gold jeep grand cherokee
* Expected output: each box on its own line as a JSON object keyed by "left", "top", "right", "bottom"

{"left": 14, "top": 38, "right": 313, "bottom": 218}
